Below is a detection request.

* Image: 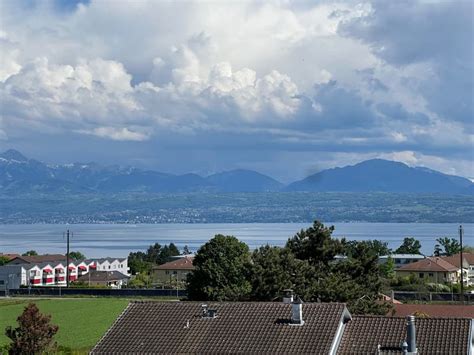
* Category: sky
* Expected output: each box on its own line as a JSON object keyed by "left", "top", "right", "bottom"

{"left": 0, "top": 0, "right": 472, "bottom": 182}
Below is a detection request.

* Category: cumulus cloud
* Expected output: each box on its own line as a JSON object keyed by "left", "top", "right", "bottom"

{"left": 0, "top": 0, "right": 472, "bottom": 179}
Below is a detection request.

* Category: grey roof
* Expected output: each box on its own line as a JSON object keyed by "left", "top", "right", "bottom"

{"left": 338, "top": 315, "right": 472, "bottom": 354}
{"left": 92, "top": 301, "right": 350, "bottom": 354}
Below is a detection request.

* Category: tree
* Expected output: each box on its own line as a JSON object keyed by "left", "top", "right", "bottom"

{"left": 5, "top": 303, "right": 58, "bottom": 354}
{"left": 145, "top": 243, "right": 162, "bottom": 264}
{"left": 0, "top": 256, "right": 10, "bottom": 266}
{"left": 187, "top": 235, "right": 252, "bottom": 301}
{"left": 128, "top": 251, "right": 151, "bottom": 275}
{"left": 68, "top": 251, "right": 85, "bottom": 260}
{"left": 433, "top": 244, "right": 443, "bottom": 257}
{"left": 157, "top": 243, "right": 180, "bottom": 264}
{"left": 128, "top": 273, "right": 152, "bottom": 288}
{"left": 251, "top": 245, "right": 295, "bottom": 301}
{"left": 22, "top": 250, "right": 37, "bottom": 256}
{"left": 436, "top": 237, "right": 461, "bottom": 256}
{"left": 286, "top": 221, "right": 344, "bottom": 267}
{"left": 463, "top": 245, "right": 474, "bottom": 253}
{"left": 344, "top": 240, "right": 391, "bottom": 258}
{"left": 182, "top": 245, "right": 192, "bottom": 255}
{"left": 395, "top": 237, "right": 421, "bottom": 254}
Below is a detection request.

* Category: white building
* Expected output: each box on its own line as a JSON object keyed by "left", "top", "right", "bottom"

{"left": 87, "top": 257, "right": 130, "bottom": 276}
{"left": 378, "top": 254, "right": 425, "bottom": 269}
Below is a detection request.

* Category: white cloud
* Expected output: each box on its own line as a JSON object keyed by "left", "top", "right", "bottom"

{"left": 79, "top": 127, "right": 149, "bottom": 141}
{"left": 0, "top": 0, "right": 471, "bottom": 178}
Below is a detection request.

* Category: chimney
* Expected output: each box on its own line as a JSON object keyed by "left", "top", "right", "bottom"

{"left": 290, "top": 297, "right": 304, "bottom": 326}
{"left": 406, "top": 315, "right": 417, "bottom": 354}
{"left": 283, "top": 289, "right": 294, "bottom": 304}
{"left": 201, "top": 304, "right": 208, "bottom": 317}
{"left": 201, "top": 304, "right": 217, "bottom": 318}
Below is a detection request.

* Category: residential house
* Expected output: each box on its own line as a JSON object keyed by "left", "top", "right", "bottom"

{"left": 91, "top": 300, "right": 473, "bottom": 354}
{"left": 378, "top": 254, "right": 426, "bottom": 269}
{"left": 152, "top": 256, "right": 194, "bottom": 286}
{"left": 396, "top": 256, "right": 459, "bottom": 283}
{"left": 76, "top": 270, "right": 129, "bottom": 288}
{"left": 441, "top": 252, "right": 474, "bottom": 286}
{"left": 3, "top": 255, "right": 129, "bottom": 287}
{"left": 86, "top": 257, "right": 130, "bottom": 276}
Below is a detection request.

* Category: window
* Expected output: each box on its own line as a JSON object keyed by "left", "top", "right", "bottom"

{"left": 395, "top": 259, "right": 401, "bottom": 264}
{"left": 419, "top": 273, "right": 424, "bottom": 279}
{"left": 165, "top": 271, "right": 170, "bottom": 275}
{"left": 108, "top": 266, "right": 111, "bottom": 269}
{"left": 428, "top": 273, "right": 434, "bottom": 277}
{"left": 173, "top": 271, "right": 177, "bottom": 275}
{"left": 0, "top": 280, "right": 4, "bottom": 285}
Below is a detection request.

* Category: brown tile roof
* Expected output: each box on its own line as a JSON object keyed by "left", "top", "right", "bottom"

{"left": 397, "top": 256, "right": 458, "bottom": 272}
{"left": 442, "top": 253, "right": 474, "bottom": 268}
{"left": 338, "top": 315, "right": 471, "bottom": 354}
{"left": 391, "top": 304, "right": 474, "bottom": 318}
{"left": 154, "top": 256, "right": 195, "bottom": 271}
{"left": 7, "top": 254, "right": 66, "bottom": 264}
{"left": 92, "top": 301, "right": 349, "bottom": 354}
{"left": 0, "top": 253, "right": 20, "bottom": 261}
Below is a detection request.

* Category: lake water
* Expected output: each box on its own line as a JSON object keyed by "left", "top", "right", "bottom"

{"left": 0, "top": 223, "right": 472, "bottom": 258}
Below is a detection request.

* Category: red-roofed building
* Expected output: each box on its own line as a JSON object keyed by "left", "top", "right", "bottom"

{"left": 391, "top": 304, "right": 474, "bottom": 318}
{"left": 396, "top": 256, "right": 459, "bottom": 284}
{"left": 152, "top": 256, "right": 194, "bottom": 286}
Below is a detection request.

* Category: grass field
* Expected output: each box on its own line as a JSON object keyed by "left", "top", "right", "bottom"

{"left": 0, "top": 298, "right": 128, "bottom": 353}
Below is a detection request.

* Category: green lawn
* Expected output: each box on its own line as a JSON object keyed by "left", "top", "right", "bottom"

{"left": 0, "top": 298, "right": 128, "bottom": 353}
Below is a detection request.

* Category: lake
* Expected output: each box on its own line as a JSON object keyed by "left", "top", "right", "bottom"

{"left": 0, "top": 223, "right": 472, "bottom": 258}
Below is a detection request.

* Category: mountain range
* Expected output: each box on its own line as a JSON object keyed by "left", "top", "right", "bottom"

{"left": 1, "top": 149, "right": 472, "bottom": 195}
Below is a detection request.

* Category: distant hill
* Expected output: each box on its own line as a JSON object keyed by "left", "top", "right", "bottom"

{"left": 285, "top": 159, "right": 473, "bottom": 194}
{"left": 207, "top": 169, "right": 283, "bottom": 192}
{"left": 1, "top": 150, "right": 472, "bottom": 195}
{"left": 0, "top": 149, "right": 279, "bottom": 194}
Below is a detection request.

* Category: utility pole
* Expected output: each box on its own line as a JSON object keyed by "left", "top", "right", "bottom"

{"left": 459, "top": 225, "right": 464, "bottom": 304}
{"left": 65, "top": 230, "right": 71, "bottom": 288}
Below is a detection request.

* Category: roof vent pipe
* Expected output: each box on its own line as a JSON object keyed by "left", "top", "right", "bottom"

{"left": 406, "top": 315, "right": 417, "bottom": 354}
{"left": 290, "top": 297, "right": 304, "bottom": 326}
{"left": 283, "top": 289, "right": 294, "bottom": 304}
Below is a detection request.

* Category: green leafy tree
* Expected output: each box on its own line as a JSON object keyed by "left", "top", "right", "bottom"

{"left": 433, "top": 244, "right": 443, "bottom": 257}
{"left": 395, "top": 237, "right": 421, "bottom": 254}
{"left": 182, "top": 245, "right": 192, "bottom": 255}
{"left": 463, "top": 245, "right": 474, "bottom": 253}
{"left": 128, "top": 273, "right": 152, "bottom": 289}
{"left": 5, "top": 303, "right": 58, "bottom": 354}
{"left": 68, "top": 251, "right": 85, "bottom": 260}
{"left": 251, "top": 245, "right": 302, "bottom": 301}
{"left": 22, "top": 250, "right": 38, "bottom": 256}
{"left": 145, "top": 243, "right": 162, "bottom": 264}
{"left": 436, "top": 237, "right": 461, "bottom": 256}
{"left": 187, "top": 235, "right": 252, "bottom": 301}
{"left": 0, "top": 256, "right": 10, "bottom": 266}
{"left": 380, "top": 256, "right": 396, "bottom": 279}
{"left": 128, "top": 251, "right": 151, "bottom": 275}
{"left": 286, "top": 221, "right": 345, "bottom": 267}
{"left": 157, "top": 243, "right": 180, "bottom": 264}
{"left": 344, "top": 240, "right": 391, "bottom": 258}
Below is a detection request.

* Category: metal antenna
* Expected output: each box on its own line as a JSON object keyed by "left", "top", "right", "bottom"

{"left": 459, "top": 225, "right": 464, "bottom": 304}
